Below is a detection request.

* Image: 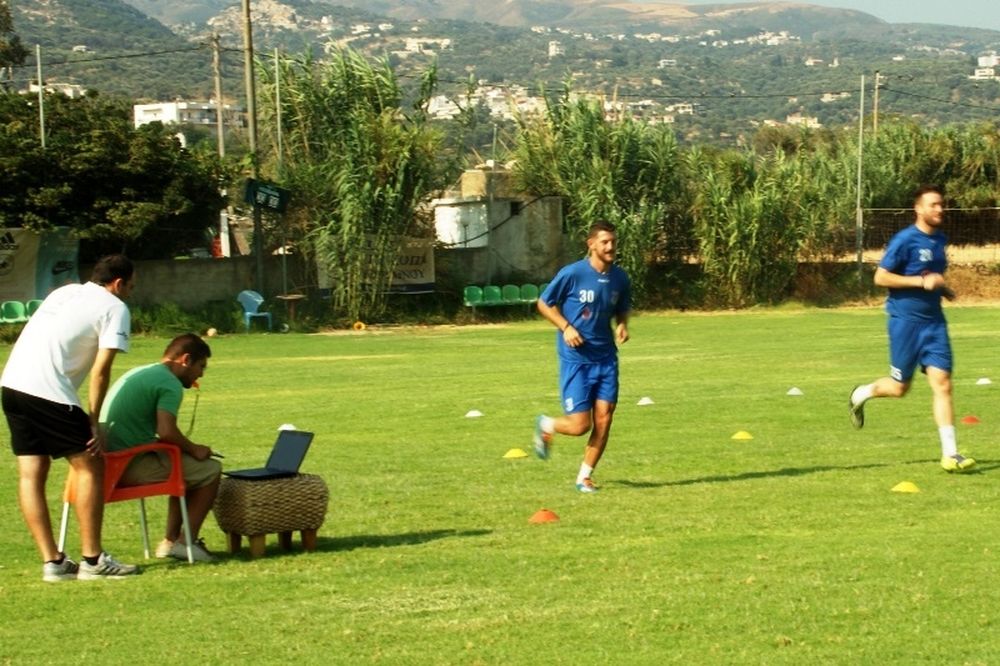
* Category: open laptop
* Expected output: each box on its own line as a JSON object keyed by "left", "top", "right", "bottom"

{"left": 223, "top": 430, "right": 314, "bottom": 480}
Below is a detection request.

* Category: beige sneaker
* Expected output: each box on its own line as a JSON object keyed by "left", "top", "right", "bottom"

{"left": 155, "top": 539, "right": 174, "bottom": 559}
{"left": 168, "top": 538, "right": 216, "bottom": 563}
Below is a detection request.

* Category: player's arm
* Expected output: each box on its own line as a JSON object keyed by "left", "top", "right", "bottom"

{"left": 874, "top": 267, "right": 951, "bottom": 297}
{"left": 537, "top": 299, "right": 583, "bottom": 347}
{"left": 615, "top": 312, "right": 630, "bottom": 345}
{"left": 87, "top": 348, "right": 119, "bottom": 453}
{"left": 155, "top": 409, "right": 213, "bottom": 461}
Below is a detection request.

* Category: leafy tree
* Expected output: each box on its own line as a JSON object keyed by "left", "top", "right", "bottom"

{"left": 0, "top": 92, "right": 225, "bottom": 260}
{"left": 513, "top": 89, "right": 689, "bottom": 301}
{"left": 254, "top": 47, "right": 444, "bottom": 322}
{"left": 0, "top": 0, "right": 27, "bottom": 88}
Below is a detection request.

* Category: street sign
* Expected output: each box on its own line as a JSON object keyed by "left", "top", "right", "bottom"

{"left": 244, "top": 178, "right": 291, "bottom": 213}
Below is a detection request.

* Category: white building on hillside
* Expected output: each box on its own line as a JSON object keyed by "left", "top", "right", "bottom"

{"left": 969, "top": 67, "right": 997, "bottom": 81}
{"left": 978, "top": 53, "right": 1000, "bottom": 67}
{"left": 132, "top": 100, "right": 241, "bottom": 129}
{"left": 25, "top": 82, "right": 86, "bottom": 98}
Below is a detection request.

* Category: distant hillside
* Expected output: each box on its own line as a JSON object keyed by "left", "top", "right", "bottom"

{"left": 123, "top": 0, "right": 232, "bottom": 27}
{"left": 14, "top": 0, "right": 178, "bottom": 49}
{"left": 10, "top": 0, "right": 216, "bottom": 99}
{"left": 8, "top": 0, "right": 1000, "bottom": 145}
{"left": 123, "top": 0, "right": 884, "bottom": 35}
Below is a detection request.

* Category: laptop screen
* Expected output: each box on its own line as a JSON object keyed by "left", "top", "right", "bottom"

{"left": 265, "top": 430, "right": 314, "bottom": 472}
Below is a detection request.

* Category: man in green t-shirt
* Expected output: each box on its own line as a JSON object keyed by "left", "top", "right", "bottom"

{"left": 100, "top": 333, "right": 221, "bottom": 562}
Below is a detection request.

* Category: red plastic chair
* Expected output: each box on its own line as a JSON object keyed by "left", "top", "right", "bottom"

{"left": 57, "top": 442, "right": 194, "bottom": 564}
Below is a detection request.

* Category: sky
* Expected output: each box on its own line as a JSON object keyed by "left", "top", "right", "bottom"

{"left": 677, "top": 0, "right": 1000, "bottom": 33}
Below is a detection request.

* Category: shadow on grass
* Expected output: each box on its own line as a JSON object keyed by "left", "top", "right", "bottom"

{"left": 609, "top": 458, "right": 987, "bottom": 489}
{"left": 315, "top": 528, "right": 492, "bottom": 552}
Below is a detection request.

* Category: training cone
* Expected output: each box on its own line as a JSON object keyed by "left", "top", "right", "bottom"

{"left": 529, "top": 509, "right": 559, "bottom": 523}
{"left": 891, "top": 481, "right": 920, "bottom": 493}
{"left": 731, "top": 430, "right": 754, "bottom": 440}
{"left": 786, "top": 387, "right": 804, "bottom": 396}
{"left": 961, "top": 415, "right": 980, "bottom": 425}
{"left": 465, "top": 409, "right": 483, "bottom": 418}
{"left": 503, "top": 448, "right": 529, "bottom": 459}
{"left": 637, "top": 396, "right": 655, "bottom": 406}
{"left": 976, "top": 377, "right": 992, "bottom": 385}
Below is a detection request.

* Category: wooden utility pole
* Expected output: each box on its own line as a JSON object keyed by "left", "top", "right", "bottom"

{"left": 212, "top": 33, "right": 231, "bottom": 258}
{"left": 872, "top": 70, "right": 881, "bottom": 139}
{"left": 212, "top": 33, "right": 225, "bottom": 158}
{"left": 241, "top": 0, "right": 263, "bottom": 292}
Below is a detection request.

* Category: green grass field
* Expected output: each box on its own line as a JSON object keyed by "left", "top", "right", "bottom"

{"left": 2, "top": 306, "right": 999, "bottom": 664}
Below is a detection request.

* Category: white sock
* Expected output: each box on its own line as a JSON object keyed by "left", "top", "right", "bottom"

{"left": 939, "top": 425, "right": 957, "bottom": 458}
{"left": 539, "top": 415, "right": 555, "bottom": 434}
{"left": 577, "top": 463, "right": 594, "bottom": 485}
{"left": 851, "top": 384, "right": 874, "bottom": 406}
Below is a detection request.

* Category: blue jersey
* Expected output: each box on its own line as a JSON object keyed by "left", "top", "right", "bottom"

{"left": 541, "top": 258, "right": 631, "bottom": 363}
{"left": 879, "top": 224, "right": 947, "bottom": 322}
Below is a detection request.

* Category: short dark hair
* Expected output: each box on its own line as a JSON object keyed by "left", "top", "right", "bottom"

{"left": 90, "top": 254, "right": 134, "bottom": 286}
{"left": 163, "top": 333, "right": 212, "bottom": 363}
{"left": 913, "top": 184, "right": 943, "bottom": 204}
{"left": 587, "top": 221, "right": 617, "bottom": 239}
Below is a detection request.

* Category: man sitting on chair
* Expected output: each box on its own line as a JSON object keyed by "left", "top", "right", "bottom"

{"left": 100, "top": 333, "right": 221, "bottom": 562}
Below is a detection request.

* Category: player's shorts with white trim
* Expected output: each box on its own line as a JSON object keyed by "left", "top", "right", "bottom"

{"left": 559, "top": 358, "right": 619, "bottom": 414}
{"left": 887, "top": 317, "right": 952, "bottom": 382}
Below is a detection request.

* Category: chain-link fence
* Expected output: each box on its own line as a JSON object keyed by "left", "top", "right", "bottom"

{"left": 856, "top": 208, "right": 1000, "bottom": 266}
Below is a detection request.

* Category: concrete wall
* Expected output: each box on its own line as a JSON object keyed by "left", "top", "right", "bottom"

{"left": 434, "top": 196, "right": 565, "bottom": 285}
{"left": 433, "top": 167, "right": 566, "bottom": 286}
{"left": 82, "top": 255, "right": 304, "bottom": 309}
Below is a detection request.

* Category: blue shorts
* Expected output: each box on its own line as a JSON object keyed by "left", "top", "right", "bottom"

{"left": 887, "top": 317, "right": 952, "bottom": 382}
{"left": 558, "top": 359, "right": 619, "bottom": 414}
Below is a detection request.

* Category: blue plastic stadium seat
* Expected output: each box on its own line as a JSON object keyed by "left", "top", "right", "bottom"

{"left": 236, "top": 290, "right": 272, "bottom": 332}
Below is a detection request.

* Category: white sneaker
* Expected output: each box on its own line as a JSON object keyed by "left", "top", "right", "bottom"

{"left": 154, "top": 539, "right": 174, "bottom": 559}
{"left": 169, "top": 538, "right": 216, "bottom": 563}
{"left": 77, "top": 552, "right": 139, "bottom": 580}
{"left": 42, "top": 555, "right": 79, "bottom": 582}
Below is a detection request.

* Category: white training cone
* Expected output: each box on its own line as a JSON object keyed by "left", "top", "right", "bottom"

{"left": 278, "top": 423, "right": 297, "bottom": 431}
{"left": 465, "top": 410, "right": 484, "bottom": 418}
{"left": 786, "top": 387, "right": 804, "bottom": 396}
{"left": 976, "top": 378, "right": 992, "bottom": 385}
{"left": 637, "top": 396, "right": 654, "bottom": 406}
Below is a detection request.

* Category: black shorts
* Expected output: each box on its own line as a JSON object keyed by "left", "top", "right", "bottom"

{"left": 2, "top": 387, "right": 92, "bottom": 458}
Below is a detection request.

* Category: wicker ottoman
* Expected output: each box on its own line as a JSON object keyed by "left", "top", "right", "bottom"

{"left": 213, "top": 473, "right": 329, "bottom": 558}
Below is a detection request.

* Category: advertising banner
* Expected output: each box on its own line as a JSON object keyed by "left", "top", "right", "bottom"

{"left": 0, "top": 228, "right": 79, "bottom": 302}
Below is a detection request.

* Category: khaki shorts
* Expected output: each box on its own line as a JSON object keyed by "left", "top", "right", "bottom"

{"left": 120, "top": 450, "right": 221, "bottom": 490}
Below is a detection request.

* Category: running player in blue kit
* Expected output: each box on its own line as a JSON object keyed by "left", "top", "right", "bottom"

{"left": 533, "top": 221, "right": 631, "bottom": 492}
{"left": 849, "top": 184, "right": 975, "bottom": 473}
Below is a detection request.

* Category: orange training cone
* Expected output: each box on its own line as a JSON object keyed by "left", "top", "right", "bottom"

{"left": 529, "top": 509, "right": 559, "bottom": 523}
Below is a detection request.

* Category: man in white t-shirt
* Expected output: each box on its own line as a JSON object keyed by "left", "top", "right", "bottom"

{"left": 2, "top": 254, "right": 140, "bottom": 581}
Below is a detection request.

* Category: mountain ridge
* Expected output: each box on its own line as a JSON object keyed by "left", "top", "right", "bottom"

{"left": 7, "top": 0, "right": 1000, "bottom": 141}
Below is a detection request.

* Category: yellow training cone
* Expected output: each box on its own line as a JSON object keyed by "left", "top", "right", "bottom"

{"left": 891, "top": 481, "right": 920, "bottom": 493}
{"left": 731, "top": 431, "right": 754, "bottom": 440}
{"left": 503, "top": 448, "right": 529, "bottom": 459}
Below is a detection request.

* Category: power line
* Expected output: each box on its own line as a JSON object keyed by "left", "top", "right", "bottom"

{"left": 5, "top": 43, "right": 998, "bottom": 120}
{"left": 10, "top": 44, "right": 211, "bottom": 70}
{"left": 881, "top": 84, "right": 1000, "bottom": 112}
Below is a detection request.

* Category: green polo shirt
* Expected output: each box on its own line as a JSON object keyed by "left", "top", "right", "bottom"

{"left": 100, "top": 363, "right": 183, "bottom": 451}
